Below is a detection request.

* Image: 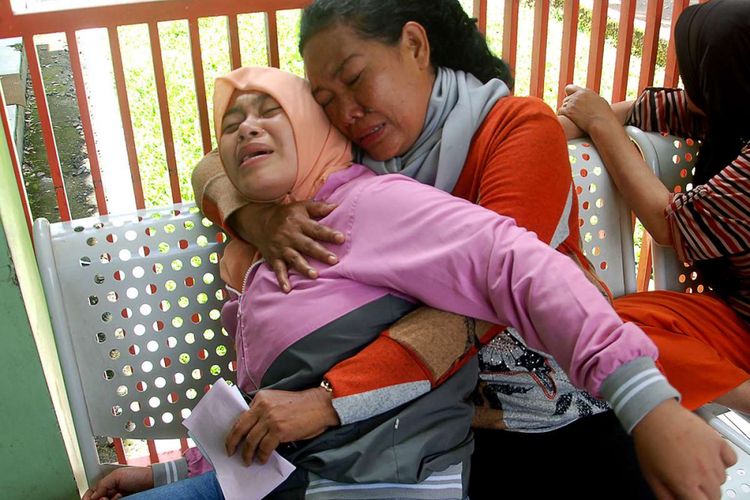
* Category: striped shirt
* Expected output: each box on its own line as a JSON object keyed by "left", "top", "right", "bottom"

{"left": 305, "top": 463, "right": 465, "bottom": 500}
{"left": 627, "top": 87, "right": 750, "bottom": 323}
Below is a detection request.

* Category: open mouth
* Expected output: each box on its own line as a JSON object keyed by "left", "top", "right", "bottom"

{"left": 240, "top": 150, "right": 272, "bottom": 163}
{"left": 357, "top": 124, "right": 385, "bottom": 148}
{"left": 238, "top": 146, "right": 274, "bottom": 167}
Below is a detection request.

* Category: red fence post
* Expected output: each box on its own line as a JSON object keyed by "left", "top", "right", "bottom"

{"left": 227, "top": 14, "right": 242, "bottom": 70}
{"left": 529, "top": 0, "right": 550, "bottom": 99}
{"left": 473, "top": 0, "right": 488, "bottom": 34}
{"left": 586, "top": 0, "right": 608, "bottom": 93}
{"left": 612, "top": 0, "right": 636, "bottom": 102}
{"left": 148, "top": 22, "right": 182, "bottom": 205}
{"left": 664, "top": 0, "right": 690, "bottom": 88}
{"left": 189, "top": 19, "right": 214, "bottom": 154}
{"left": 67, "top": 30, "right": 109, "bottom": 216}
{"left": 638, "top": 0, "right": 664, "bottom": 93}
{"left": 265, "top": 11, "right": 280, "bottom": 69}
{"left": 23, "top": 35, "right": 71, "bottom": 221}
{"left": 502, "top": 0, "right": 519, "bottom": 75}
{"left": 557, "top": 0, "right": 579, "bottom": 108}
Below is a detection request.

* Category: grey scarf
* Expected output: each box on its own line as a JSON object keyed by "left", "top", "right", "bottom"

{"left": 357, "top": 67, "right": 510, "bottom": 192}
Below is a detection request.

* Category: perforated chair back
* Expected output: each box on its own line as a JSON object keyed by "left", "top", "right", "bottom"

{"left": 567, "top": 138, "right": 637, "bottom": 298}
{"left": 34, "top": 203, "right": 234, "bottom": 483}
{"left": 626, "top": 126, "right": 706, "bottom": 294}
{"left": 626, "top": 128, "right": 750, "bottom": 498}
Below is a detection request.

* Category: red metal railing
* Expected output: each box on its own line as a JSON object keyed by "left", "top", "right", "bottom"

{"left": 1, "top": 0, "right": 687, "bottom": 224}
{"left": 0, "top": 0, "right": 697, "bottom": 465}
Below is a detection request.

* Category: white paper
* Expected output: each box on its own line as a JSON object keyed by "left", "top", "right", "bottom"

{"left": 183, "top": 378, "right": 296, "bottom": 500}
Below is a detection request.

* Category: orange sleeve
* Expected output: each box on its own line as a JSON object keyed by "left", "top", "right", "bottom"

{"left": 326, "top": 335, "right": 433, "bottom": 397}
{"left": 454, "top": 96, "right": 573, "bottom": 244}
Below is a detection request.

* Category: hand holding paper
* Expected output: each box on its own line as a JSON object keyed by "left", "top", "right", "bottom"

{"left": 182, "top": 378, "right": 295, "bottom": 500}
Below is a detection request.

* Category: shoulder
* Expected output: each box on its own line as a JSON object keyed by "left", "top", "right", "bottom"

{"left": 484, "top": 95, "right": 556, "bottom": 124}
{"left": 474, "top": 96, "right": 560, "bottom": 141}
{"left": 468, "top": 96, "right": 565, "bottom": 164}
{"left": 323, "top": 167, "right": 457, "bottom": 226}
{"left": 355, "top": 173, "right": 462, "bottom": 215}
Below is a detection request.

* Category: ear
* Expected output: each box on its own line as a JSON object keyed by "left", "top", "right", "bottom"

{"left": 400, "top": 21, "right": 431, "bottom": 70}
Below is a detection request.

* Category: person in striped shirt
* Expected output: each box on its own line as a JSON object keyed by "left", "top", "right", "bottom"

{"left": 559, "top": 0, "right": 750, "bottom": 419}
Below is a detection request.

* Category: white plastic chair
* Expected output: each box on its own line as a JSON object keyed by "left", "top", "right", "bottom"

{"left": 626, "top": 126, "right": 706, "bottom": 293}
{"left": 625, "top": 127, "right": 750, "bottom": 498}
{"left": 567, "top": 137, "right": 637, "bottom": 298}
{"left": 34, "top": 202, "right": 234, "bottom": 483}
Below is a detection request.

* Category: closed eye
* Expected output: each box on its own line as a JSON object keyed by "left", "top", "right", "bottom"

{"left": 314, "top": 93, "right": 334, "bottom": 109}
{"left": 261, "top": 106, "right": 282, "bottom": 118}
{"left": 346, "top": 72, "right": 361, "bottom": 86}
{"left": 222, "top": 121, "right": 240, "bottom": 134}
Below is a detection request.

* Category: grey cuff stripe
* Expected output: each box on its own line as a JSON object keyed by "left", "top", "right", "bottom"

{"left": 168, "top": 460, "right": 178, "bottom": 483}
{"left": 613, "top": 375, "right": 664, "bottom": 413}
{"left": 152, "top": 458, "right": 189, "bottom": 487}
{"left": 609, "top": 367, "right": 661, "bottom": 407}
{"left": 600, "top": 357, "right": 680, "bottom": 434}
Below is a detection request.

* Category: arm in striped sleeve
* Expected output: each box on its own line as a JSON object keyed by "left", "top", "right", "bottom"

{"left": 625, "top": 87, "right": 705, "bottom": 139}
{"left": 667, "top": 142, "right": 750, "bottom": 262}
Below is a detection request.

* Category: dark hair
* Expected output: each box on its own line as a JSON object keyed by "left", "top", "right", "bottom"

{"left": 299, "top": 0, "right": 514, "bottom": 90}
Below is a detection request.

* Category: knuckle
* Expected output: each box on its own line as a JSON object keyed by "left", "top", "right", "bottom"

{"left": 280, "top": 248, "right": 297, "bottom": 261}
{"left": 301, "top": 239, "right": 319, "bottom": 254}
{"left": 290, "top": 254, "right": 306, "bottom": 267}
{"left": 268, "top": 418, "right": 281, "bottom": 432}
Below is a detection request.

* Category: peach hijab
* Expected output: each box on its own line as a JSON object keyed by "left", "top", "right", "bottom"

{"left": 213, "top": 66, "right": 352, "bottom": 203}
{"left": 212, "top": 67, "right": 352, "bottom": 287}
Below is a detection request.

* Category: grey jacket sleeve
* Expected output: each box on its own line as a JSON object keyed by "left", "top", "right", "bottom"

{"left": 151, "top": 457, "right": 189, "bottom": 487}
{"left": 599, "top": 356, "right": 680, "bottom": 433}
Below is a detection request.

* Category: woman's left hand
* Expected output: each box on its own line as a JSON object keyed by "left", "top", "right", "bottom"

{"left": 558, "top": 84, "right": 620, "bottom": 135}
{"left": 225, "top": 387, "right": 340, "bottom": 466}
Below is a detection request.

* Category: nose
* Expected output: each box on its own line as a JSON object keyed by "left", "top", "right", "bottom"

{"left": 336, "top": 95, "right": 365, "bottom": 127}
{"left": 238, "top": 117, "right": 264, "bottom": 140}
